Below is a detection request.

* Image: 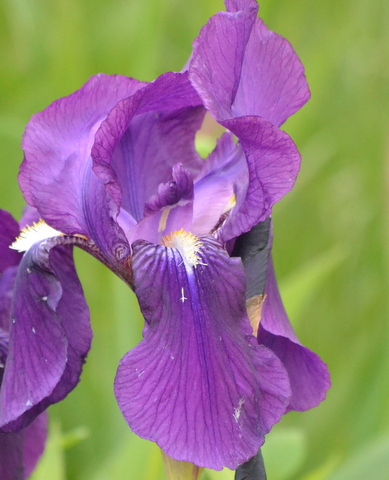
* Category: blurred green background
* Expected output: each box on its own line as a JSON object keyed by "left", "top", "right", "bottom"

{"left": 1, "top": 0, "right": 388, "bottom": 479}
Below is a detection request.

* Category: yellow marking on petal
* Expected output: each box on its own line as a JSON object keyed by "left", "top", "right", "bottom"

{"left": 162, "top": 228, "right": 206, "bottom": 268}
{"left": 246, "top": 294, "right": 266, "bottom": 337}
{"left": 10, "top": 219, "right": 64, "bottom": 253}
{"left": 222, "top": 193, "right": 236, "bottom": 214}
{"left": 73, "top": 233, "right": 89, "bottom": 240}
{"left": 158, "top": 207, "right": 171, "bottom": 233}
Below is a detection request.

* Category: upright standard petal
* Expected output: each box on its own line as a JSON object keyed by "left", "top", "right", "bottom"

{"left": 189, "top": 0, "right": 310, "bottom": 126}
{"left": 258, "top": 258, "right": 331, "bottom": 412}
{"left": 115, "top": 235, "right": 290, "bottom": 470}
{"left": 20, "top": 74, "right": 142, "bottom": 260}
{"left": 92, "top": 72, "right": 204, "bottom": 223}
{"left": 0, "top": 238, "right": 91, "bottom": 430}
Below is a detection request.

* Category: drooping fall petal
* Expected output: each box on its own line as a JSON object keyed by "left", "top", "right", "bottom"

{"left": 115, "top": 235, "right": 290, "bottom": 470}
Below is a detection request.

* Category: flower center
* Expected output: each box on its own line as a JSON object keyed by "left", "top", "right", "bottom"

{"left": 162, "top": 229, "right": 205, "bottom": 268}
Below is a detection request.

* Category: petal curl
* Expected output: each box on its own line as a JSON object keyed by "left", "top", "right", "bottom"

{"left": 0, "top": 240, "right": 91, "bottom": 430}
{"left": 219, "top": 116, "right": 301, "bottom": 241}
{"left": 259, "top": 257, "right": 331, "bottom": 411}
{"left": 189, "top": 0, "right": 309, "bottom": 126}
{"left": 115, "top": 236, "right": 290, "bottom": 470}
{"left": 192, "top": 132, "right": 247, "bottom": 235}
{"left": 134, "top": 164, "right": 194, "bottom": 244}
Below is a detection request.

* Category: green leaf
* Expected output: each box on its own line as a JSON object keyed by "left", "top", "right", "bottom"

{"left": 279, "top": 247, "right": 346, "bottom": 322}
{"left": 90, "top": 435, "right": 165, "bottom": 480}
{"left": 261, "top": 428, "right": 307, "bottom": 480}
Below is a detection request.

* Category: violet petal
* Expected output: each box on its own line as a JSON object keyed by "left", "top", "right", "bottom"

{"left": 115, "top": 236, "right": 290, "bottom": 470}
{"left": 193, "top": 132, "right": 247, "bottom": 235}
{"left": 20, "top": 74, "right": 140, "bottom": 260}
{"left": 219, "top": 116, "right": 301, "bottom": 242}
{"left": 189, "top": 0, "right": 309, "bottom": 126}
{"left": 92, "top": 72, "right": 204, "bottom": 223}
{"left": 0, "top": 210, "right": 22, "bottom": 272}
{"left": 259, "top": 257, "right": 331, "bottom": 411}
{"left": 134, "top": 164, "right": 194, "bottom": 243}
{"left": 0, "top": 241, "right": 91, "bottom": 430}
{"left": 0, "top": 412, "right": 47, "bottom": 480}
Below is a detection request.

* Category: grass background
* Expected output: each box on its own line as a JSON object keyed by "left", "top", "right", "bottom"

{"left": 0, "top": 0, "right": 388, "bottom": 478}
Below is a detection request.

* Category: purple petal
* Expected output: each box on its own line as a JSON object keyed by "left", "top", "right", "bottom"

{"left": 0, "top": 268, "right": 17, "bottom": 335}
{"left": 219, "top": 116, "right": 301, "bottom": 241}
{"left": 133, "top": 164, "right": 194, "bottom": 244}
{"left": 115, "top": 236, "right": 290, "bottom": 470}
{"left": 258, "top": 257, "right": 331, "bottom": 411}
{"left": 189, "top": 0, "right": 309, "bottom": 126}
{"left": 23, "top": 412, "right": 48, "bottom": 477}
{"left": 0, "top": 210, "right": 22, "bottom": 272}
{"left": 0, "top": 429, "right": 24, "bottom": 480}
{"left": 18, "top": 206, "right": 40, "bottom": 231}
{"left": 144, "top": 164, "right": 194, "bottom": 217}
{"left": 192, "top": 132, "right": 247, "bottom": 235}
{"left": 0, "top": 240, "right": 91, "bottom": 430}
{"left": 232, "top": 17, "right": 310, "bottom": 126}
{"left": 189, "top": 2, "right": 257, "bottom": 121}
{"left": 0, "top": 413, "right": 47, "bottom": 480}
{"left": 20, "top": 74, "right": 141, "bottom": 259}
{"left": 92, "top": 72, "right": 204, "bottom": 223}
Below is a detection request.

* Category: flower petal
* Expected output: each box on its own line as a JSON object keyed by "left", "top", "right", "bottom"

{"left": 219, "top": 116, "right": 301, "bottom": 241}
{"left": 0, "top": 240, "right": 91, "bottom": 430}
{"left": 134, "top": 164, "right": 194, "bottom": 244}
{"left": 259, "top": 257, "right": 331, "bottom": 411}
{"left": 0, "top": 412, "right": 47, "bottom": 480}
{"left": 192, "top": 132, "right": 247, "bottom": 235}
{"left": 189, "top": 0, "right": 309, "bottom": 126}
{"left": 92, "top": 72, "right": 204, "bottom": 223}
{"left": 20, "top": 74, "right": 141, "bottom": 259}
{"left": 115, "top": 236, "right": 290, "bottom": 470}
{"left": 0, "top": 210, "right": 21, "bottom": 272}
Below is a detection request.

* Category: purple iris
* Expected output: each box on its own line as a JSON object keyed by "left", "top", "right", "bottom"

{"left": 0, "top": 0, "right": 330, "bottom": 471}
{"left": 0, "top": 210, "right": 47, "bottom": 480}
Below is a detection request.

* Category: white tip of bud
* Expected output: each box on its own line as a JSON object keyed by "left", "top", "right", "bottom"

{"left": 10, "top": 219, "right": 63, "bottom": 253}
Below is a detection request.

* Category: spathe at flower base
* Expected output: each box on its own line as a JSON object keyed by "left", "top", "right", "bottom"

{"left": 162, "top": 451, "right": 204, "bottom": 480}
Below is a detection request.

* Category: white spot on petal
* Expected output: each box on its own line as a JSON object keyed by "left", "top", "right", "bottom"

{"left": 26, "top": 400, "right": 33, "bottom": 407}
{"left": 41, "top": 296, "right": 48, "bottom": 302}
{"left": 233, "top": 398, "right": 245, "bottom": 423}
{"left": 32, "top": 327, "right": 36, "bottom": 334}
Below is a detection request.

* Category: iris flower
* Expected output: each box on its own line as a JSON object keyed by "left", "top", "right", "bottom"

{"left": 0, "top": 210, "right": 47, "bottom": 480}
{"left": 0, "top": 0, "right": 329, "bottom": 471}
